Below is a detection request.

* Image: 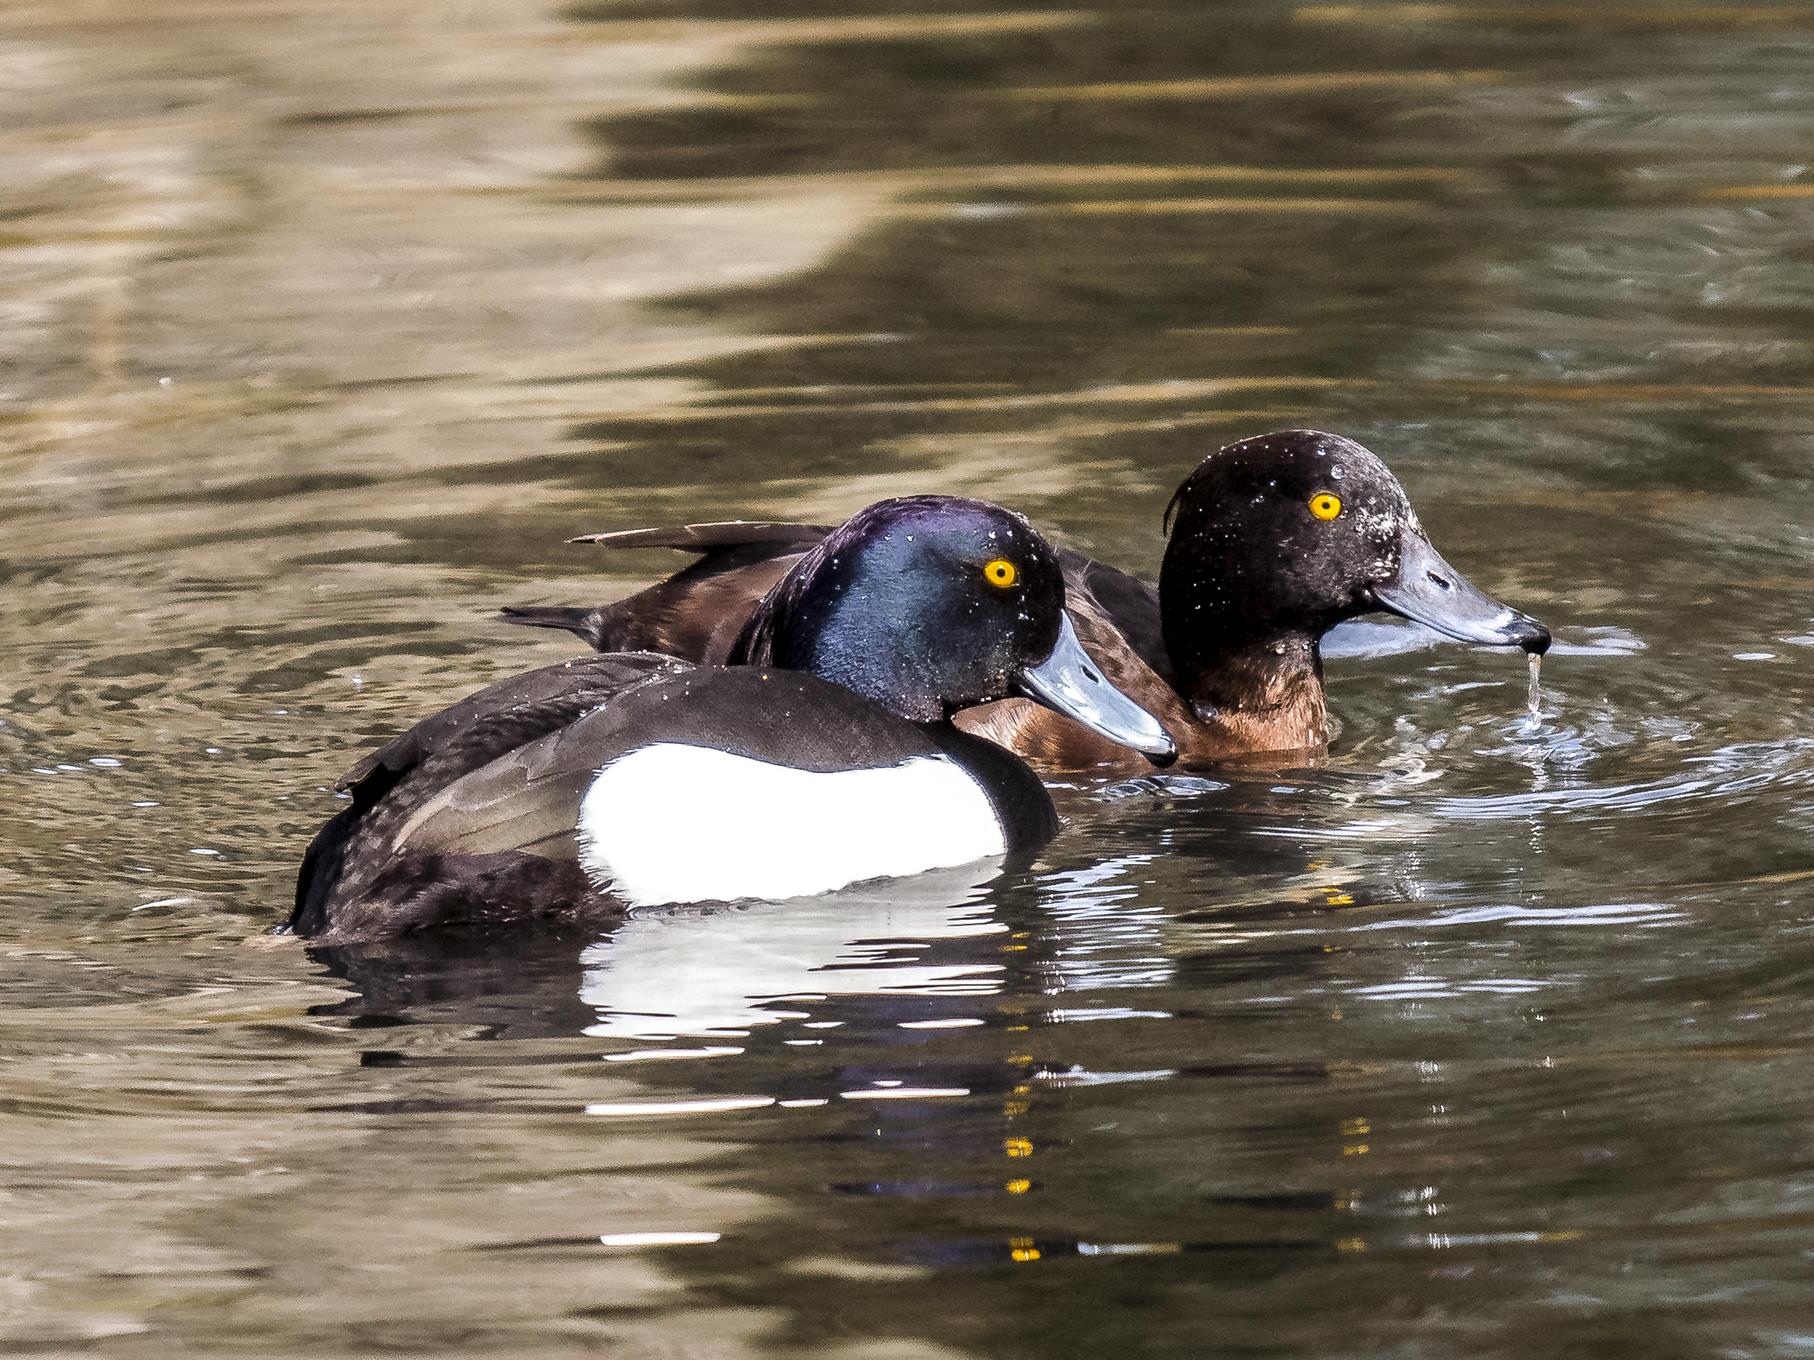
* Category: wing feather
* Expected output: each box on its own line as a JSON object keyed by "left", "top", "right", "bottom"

{"left": 567, "top": 520, "right": 832, "bottom": 551}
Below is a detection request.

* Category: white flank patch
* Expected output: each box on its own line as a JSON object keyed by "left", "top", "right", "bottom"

{"left": 577, "top": 743, "right": 1007, "bottom": 908}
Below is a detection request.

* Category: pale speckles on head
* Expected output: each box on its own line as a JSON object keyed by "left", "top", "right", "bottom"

{"left": 1159, "top": 429, "right": 1431, "bottom": 666}
{"left": 1348, "top": 495, "right": 1401, "bottom": 552}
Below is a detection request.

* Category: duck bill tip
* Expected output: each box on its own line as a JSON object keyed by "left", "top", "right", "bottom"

{"left": 1373, "top": 532, "right": 1551, "bottom": 654}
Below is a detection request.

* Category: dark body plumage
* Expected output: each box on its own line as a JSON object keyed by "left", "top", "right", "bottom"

{"left": 293, "top": 497, "right": 1169, "bottom": 946}
{"left": 508, "top": 431, "right": 1550, "bottom": 771}
{"left": 292, "top": 653, "right": 684, "bottom": 944}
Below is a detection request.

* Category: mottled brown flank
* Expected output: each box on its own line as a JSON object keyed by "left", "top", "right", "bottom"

{"left": 539, "top": 522, "right": 1335, "bottom": 773}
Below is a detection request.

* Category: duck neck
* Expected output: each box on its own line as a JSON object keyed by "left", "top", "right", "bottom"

{"left": 921, "top": 721, "right": 1059, "bottom": 852}
{"left": 731, "top": 533, "right": 962, "bottom": 724}
{"left": 1180, "top": 629, "right": 1322, "bottom": 711}
{"left": 1164, "top": 620, "right": 1331, "bottom": 755}
{"left": 1158, "top": 523, "right": 1338, "bottom": 752}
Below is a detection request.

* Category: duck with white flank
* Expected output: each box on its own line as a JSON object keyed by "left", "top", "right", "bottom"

{"left": 291, "top": 497, "right": 1175, "bottom": 946}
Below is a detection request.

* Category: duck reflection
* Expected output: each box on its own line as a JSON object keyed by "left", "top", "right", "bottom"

{"left": 305, "top": 826, "right": 1450, "bottom": 1311}
{"left": 576, "top": 862, "right": 1008, "bottom": 1043}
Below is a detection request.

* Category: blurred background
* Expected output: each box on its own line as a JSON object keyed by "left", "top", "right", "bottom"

{"left": 3, "top": 2, "right": 1813, "bottom": 1356}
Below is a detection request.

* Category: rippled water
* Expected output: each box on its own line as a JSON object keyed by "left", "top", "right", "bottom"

{"left": 4, "top": 1, "right": 1813, "bottom": 1355}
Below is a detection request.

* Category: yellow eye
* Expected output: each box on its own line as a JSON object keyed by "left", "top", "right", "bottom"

{"left": 1309, "top": 492, "right": 1343, "bottom": 521}
{"left": 982, "top": 558, "right": 1019, "bottom": 588}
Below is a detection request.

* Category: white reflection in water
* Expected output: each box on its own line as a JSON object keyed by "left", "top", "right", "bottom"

{"left": 584, "top": 1095, "right": 776, "bottom": 1117}
{"left": 597, "top": 1231, "right": 723, "bottom": 1248}
{"left": 1434, "top": 738, "right": 1814, "bottom": 821}
{"left": 1038, "top": 853, "right": 1176, "bottom": 994}
{"left": 603, "top": 1045, "right": 746, "bottom": 1063}
{"left": 1348, "top": 978, "right": 1549, "bottom": 1001}
{"left": 578, "top": 864, "right": 1006, "bottom": 1041}
{"left": 1354, "top": 900, "right": 1685, "bottom": 932}
{"left": 1034, "top": 1066, "right": 1177, "bottom": 1086}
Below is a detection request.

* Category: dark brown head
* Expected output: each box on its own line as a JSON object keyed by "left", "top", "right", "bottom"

{"left": 1159, "top": 430, "right": 1549, "bottom": 686}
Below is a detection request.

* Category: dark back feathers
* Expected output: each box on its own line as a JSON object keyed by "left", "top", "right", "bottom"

{"left": 292, "top": 652, "right": 687, "bottom": 934}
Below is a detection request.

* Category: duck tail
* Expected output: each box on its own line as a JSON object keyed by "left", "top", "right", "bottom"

{"left": 289, "top": 744, "right": 417, "bottom": 939}
{"left": 289, "top": 803, "right": 362, "bottom": 937}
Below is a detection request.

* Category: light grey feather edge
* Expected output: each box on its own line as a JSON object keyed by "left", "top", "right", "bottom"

{"left": 382, "top": 660, "right": 691, "bottom": 858}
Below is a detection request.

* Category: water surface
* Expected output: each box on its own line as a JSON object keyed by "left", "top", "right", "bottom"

{"left": 3, "top": 1, "right": 1813, "bottom": 1355}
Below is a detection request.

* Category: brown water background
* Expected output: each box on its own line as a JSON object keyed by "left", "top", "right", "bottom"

{"left": 4, "top": 1, "right": 1814, "bottom": 1356}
